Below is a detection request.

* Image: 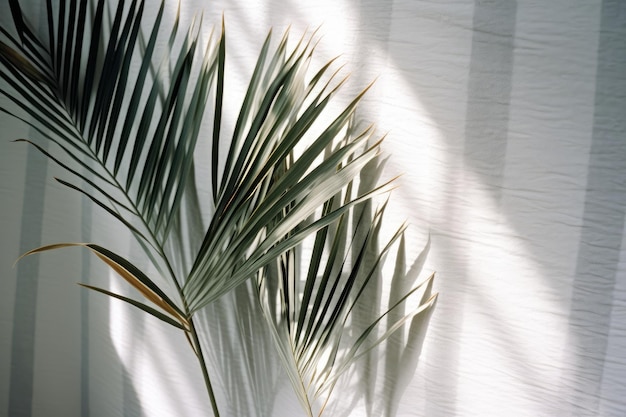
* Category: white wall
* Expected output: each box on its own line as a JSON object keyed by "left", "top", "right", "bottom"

{"left": 1, "top": 0, "right": 625, "bottom": 416}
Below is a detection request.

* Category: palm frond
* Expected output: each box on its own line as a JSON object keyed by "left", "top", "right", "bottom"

{"left": 2, "top": 0, "right": 208, "bottom": 262}
{"left": 16, "top": 242, "right": 188, "bottom": 328}
{"left": 2, "top": 2, "right": 436, "bottom": 416}
{"left": 256, "top": 146, "right": 438, "bottom": 415}
{"left": 181, "top": 33, "right": 393, "bottom": 313}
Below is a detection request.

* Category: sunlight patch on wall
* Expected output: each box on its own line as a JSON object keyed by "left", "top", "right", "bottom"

{"left": 369, "top": 38, "right": 570, "bottom": 416}
{"left": 108, "top": 270, "right": 205, "bottom": 417}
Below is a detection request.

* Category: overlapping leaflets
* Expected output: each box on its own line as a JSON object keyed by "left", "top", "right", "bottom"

{"left": 1, "top": 1, "right": 437, "bottom": 416}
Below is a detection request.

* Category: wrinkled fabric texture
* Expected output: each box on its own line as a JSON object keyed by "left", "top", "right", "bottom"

{"left": 1, "top": 0, "right": 625, "bottom": 416}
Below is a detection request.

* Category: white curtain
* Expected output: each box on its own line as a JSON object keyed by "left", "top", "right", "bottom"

{"left": 1, "top": 0, "right": 625, "bottom": 416}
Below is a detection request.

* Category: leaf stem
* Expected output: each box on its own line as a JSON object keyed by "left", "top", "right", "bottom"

{"left": 155, "top": 244, "right": 221, "bottom": 417}
{"left": 188, "top": 316, "right": 221, "bottom": 417}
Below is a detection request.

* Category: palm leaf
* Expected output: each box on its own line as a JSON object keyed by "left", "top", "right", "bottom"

{"left": 2, "top": 3, "right": 435, "bottom": 416}
{"left": 16, "top": 242, "right": 188, "bottom": 327}
{"left": 256, "top": 143, "right": 438, "bottom": 415}
{"left": 77, "top": 283, "right": 188, "bottom": 331}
